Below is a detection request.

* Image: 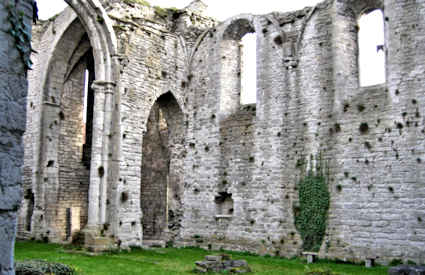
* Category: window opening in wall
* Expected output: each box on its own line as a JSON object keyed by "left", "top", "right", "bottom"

{"left": 82, "top": 55, "right": 95, "bottom": 168}
{"left": 24, "top": 189, "right": 34, "bottom": 232}
{"left": 240, "top": 33, "right": 257, "bottom": 105}
{"left": 66, "top": 208, "right": 71, "bottom": 240}
{"left": 215, "top": 192, "right": 234, "bottom": 216}
{"left": 83, "top": 69, "right": 89, "bottom": 124}
{"left": 358, "top": 9, "right": 385, "bottom": 87}
{"left": 141, "top": 92, "right": 184, "bottom": 241}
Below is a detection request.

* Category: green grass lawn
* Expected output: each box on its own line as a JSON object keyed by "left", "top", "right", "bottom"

{"left": 15, "top": 241, "right": 388, "bottom": 275}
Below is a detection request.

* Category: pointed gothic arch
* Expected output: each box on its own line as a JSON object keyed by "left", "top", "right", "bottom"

{"left": 20, "top": 0, "right": 119, "bottom": 244}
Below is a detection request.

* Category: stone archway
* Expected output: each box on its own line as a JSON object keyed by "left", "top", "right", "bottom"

{"left": 63, "top": 0, "right": 119, "bottom": 235}
{"left": 29, "top": 19, "right": 97, "bottom": 242}
{"left": 141, "top": 92, "right": 185, "bottom": 244}
{"left": 20, "top": 0, "right": 119, "bottom": 246}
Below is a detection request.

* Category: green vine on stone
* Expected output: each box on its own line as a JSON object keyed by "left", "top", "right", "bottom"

{"left": 294, "top": 153, "right": 330, "bottom": 252}
{"left": 5, "top": 1, "right": 35, "bottom": 71}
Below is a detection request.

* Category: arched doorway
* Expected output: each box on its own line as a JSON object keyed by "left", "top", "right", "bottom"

{"left": 19, "top": 0, "right": 118, "bottom": 243}
{"left": 141, "top": 92, "right": 185, "bottom": 243}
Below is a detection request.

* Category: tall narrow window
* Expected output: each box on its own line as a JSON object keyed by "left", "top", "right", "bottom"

{"left": 220, "top": 19, "right": 256, "bottom": 115}
{"left": 82, "top": 54, "right": 95, "bottom": 168}
{"left": 241, "top": 33, "right": 257, "bottom": 105}
{"left": 358, "top": 9, "right": 385, "bottom": 86}
{"left": 83, "top": 69, "right": 89, "bottom": 124}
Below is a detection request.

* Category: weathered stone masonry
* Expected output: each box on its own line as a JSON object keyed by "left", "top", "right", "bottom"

{"left": 19, "top": 0, "right": 425, "bottom": 264}
{"left": 0, "top": 0, "right": 32, "bottom": 274}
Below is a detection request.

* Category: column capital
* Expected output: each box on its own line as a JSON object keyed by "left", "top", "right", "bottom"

{"left": 91, "top": 81, "right": 116, "bottom": 94}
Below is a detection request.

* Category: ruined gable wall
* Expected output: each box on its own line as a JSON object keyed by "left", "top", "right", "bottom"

{"left": 19, "top": 0, "right": 217, "bottom": 248}
{"left": 178, "top": 5, "right": 332, "bottom": 257}
{"left": 179, "top": 0, "right": 425, "bottom": 264}
{"left": 177, "top": 25, "right": 223, "bottom": 248}
{"left": 19, "top": 0, "right": 425, "bottom": 263}
{"left": 105, "top": 2, "right": 217, "bottom": 247}
{"left": 322, "top": 0, "right": 425, "bottom": 263}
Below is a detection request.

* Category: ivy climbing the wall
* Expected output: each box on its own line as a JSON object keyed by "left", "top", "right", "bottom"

{"left": 294, "top": 154, "right": 330, "bottom": 252}
{"left": 6, "top": 1, "right": 34, "bottom": 71}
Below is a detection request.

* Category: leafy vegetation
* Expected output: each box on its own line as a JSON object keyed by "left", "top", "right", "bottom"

{"left": 122, "top": 0, "right": 151, "bottom": 7}
{"left": 15, "top": 241, "right": 388, "bottom": 275}
{"left": 15, "top": 260, "right": 76, "bottom": 275}
{"left": 294, "top": 154, "right": 330, "bottom": 252}
{"left": 153, "top": 6, "right": 181, "bottom": 20}
{"left": 5, "top": 2, "right": 35, "bottom": 71}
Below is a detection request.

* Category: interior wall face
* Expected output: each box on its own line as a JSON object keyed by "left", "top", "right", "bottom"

{"left": 19, "top": 17, "right": 92, "bottom": 242}
{"left": 21, "top": 0, "right": 425, "bottom": 264}
{"left": 141, "top": 93, "right": 185, "bottom": 241}
{"left": 0, "top": 1, "right": 32, "bottom": 273}
{"left": 108, "top": 1, "right": 213, "bottom": 246}
{"left": 57, "top": 57, "right": 91, "bottom": 241}
{"left": 179, "top": 0, "right": 425, "bottom": 264}
{"left": 141, "top": 102, "right": 169, "bottom": 240}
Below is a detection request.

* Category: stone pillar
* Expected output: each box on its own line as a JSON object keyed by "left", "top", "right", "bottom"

{"left": 86, "top": 83, "right": 105, "bottom": 230}
{"left": 0, "top": 0, "right": 32, "bottom": 274}
{"left": 99, "top": 82, "right": 114, "bottom": 225}
{"left": 84, "top": 81, "right": 115, "bottom": 251}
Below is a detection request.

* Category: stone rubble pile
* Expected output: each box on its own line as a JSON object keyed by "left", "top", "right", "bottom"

{"left": 195, "top": 255, "right": 251, "bottom": 273}
{"left": 388, "top": 265, "right": 425, "bottom": 275}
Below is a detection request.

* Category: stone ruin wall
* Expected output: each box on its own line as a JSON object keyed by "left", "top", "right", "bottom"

{"left": 19, "top": 0, "right": 425, "bottom": 265}
{"left": 0, "top": 0, "right": 32, "bottom": 273}
{"left": 19, "top": 9, "right": 94, "bottom": 241}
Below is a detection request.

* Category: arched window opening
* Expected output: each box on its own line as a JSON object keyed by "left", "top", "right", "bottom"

{"left": 358, "top": 9, "right": 385, "bottom": 87}
{"left": 141, "top": 92, "right": 185, "bottom": 242}
{"left": 82, "top": 54, "right": 95, "bottom": 168}
{"left": 220, "top": 19, "right": 256, "bottom": 115}
{"left": 83, "top": 69, "right": 89, "bottom": 124}
{"left": 241, "top": 33, "right": 257, "bottom": 105}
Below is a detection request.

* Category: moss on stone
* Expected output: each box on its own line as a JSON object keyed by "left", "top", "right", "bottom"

{"left": 153, "top": 6, "right": 181, "bottom": 19}
{"left": 122, "top": 0, "right": 151, "bottom": 7}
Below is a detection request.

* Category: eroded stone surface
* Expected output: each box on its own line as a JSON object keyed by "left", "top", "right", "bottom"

{"left": 16, "top": 0, "right": 425, "bottom": 265}
{"left": 195, "top": 255, "right": 251, "bottom": 273}
{"left": 0, "top": 0, "right": 32, "bottom": 274}
{"left": 388, "top": 265, "right": 425, "bottom": 275}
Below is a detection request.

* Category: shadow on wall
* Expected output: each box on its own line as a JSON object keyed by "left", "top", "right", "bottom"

{"left": 141, "top": 92, "right": 185, "bottom": 242}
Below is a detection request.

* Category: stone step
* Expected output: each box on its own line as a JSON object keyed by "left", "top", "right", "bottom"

{"left": 16, "top": 231, "right": 32, "bottom": 240}
{"left": 142, "top": 240, "right": 166, "bottom": 248}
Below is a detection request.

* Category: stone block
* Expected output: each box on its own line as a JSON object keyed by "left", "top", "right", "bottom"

{"left": 388, "top": 265, "right": 425, "bottom": 275}
{"left": 232, "top": 260, "right": 248, "bottom": 267}
{"left": 409, "top": 266, "right": 425, "bottom": 275}
{"left": 205, "top": 255, "right": 222, "bottom": 261}
{"left": 365, "top": 258, "right": 375, "bottom": 268}
{"left": 302, "top": 252, "right": 318, "bottom": 264}
{"left": 194, "top": 266, "right": 207, "bottom": 273}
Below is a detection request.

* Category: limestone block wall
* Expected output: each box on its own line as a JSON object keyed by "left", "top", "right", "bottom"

{"left": 0, "top": 0, "right": 32, "bottom": 273}
{"left": 178, "top": 7, "right": 324, "bottom": 256}
{"left": 18, "top": 0, "right": 425, "bottom": 265}
{"left": 141, "top": 94, "right": 185, "bottom": 241}
{"left": 141, "top": 102, "right": 170, "bottom": 240}
{"left": 18, "top": 0, "right": 216, "bottom": 248}
{"left": 104, "top": 1, "right": 216, "bottom": 247}
{"left": 56, "top": 58, "right": 91, "bottom": 240}
{"left": 19, "top": 11, "right": 93, "bottom": 242}
{"left": 178, "top": 0, "right": 425, "bottom": 264}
